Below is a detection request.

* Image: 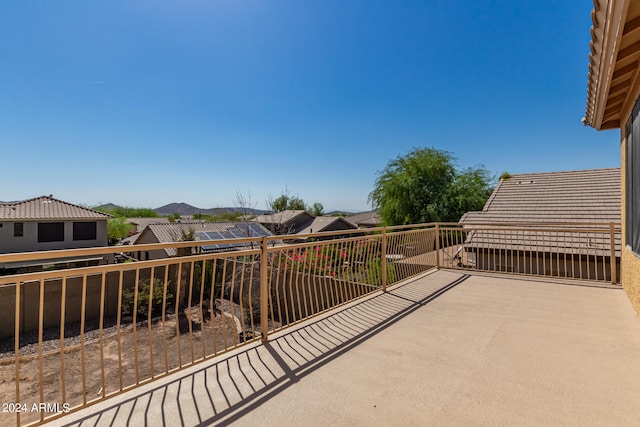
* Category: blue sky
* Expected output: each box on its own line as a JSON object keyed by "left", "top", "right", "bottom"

{"left": 0, "top": 1, "right": 618, "bottom": 212}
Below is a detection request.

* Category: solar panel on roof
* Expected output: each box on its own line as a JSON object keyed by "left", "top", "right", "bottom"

{"left": 195, "top": 224, "right": 270, "bottom": 252}
{"left": 236, "top": 222, "right": 270, "bottom": 237}
{"left": 205, "top": 231, "right": 225, "bottom": 240}
{"left": 220, "top": 231, "right": 235, "bottom": 239}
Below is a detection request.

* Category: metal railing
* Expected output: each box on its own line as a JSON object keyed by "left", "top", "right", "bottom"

{"left": 0, "top": 223, "right": 437, "bottom": 427}
{"left": 438, "top": 222, "right": 621, "bottom": 284}
{"left": 0, "top": 221, "right": 621, "bottom": 426}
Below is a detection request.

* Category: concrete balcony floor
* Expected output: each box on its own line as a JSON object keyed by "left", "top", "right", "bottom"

{"left": 47, "top": 270, "right": 640, "bottom": 426}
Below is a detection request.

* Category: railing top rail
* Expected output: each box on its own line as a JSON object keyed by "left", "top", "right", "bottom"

{"left": 0, "top": 247, "right": 261, "bottom": 285}
{"left": 0, "top": 223, "right": 442, "bottom": 264}
{"left": 268, "top": 222, "right": 437, "bottom": 242}
{"left": 0, "top": 235, "right": 268, "bottom": 264}
{"left": 454, "top": 221, "right": 621, "bottom": 228}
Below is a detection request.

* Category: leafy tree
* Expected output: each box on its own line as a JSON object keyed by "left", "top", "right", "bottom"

{"left": 369, "top": 147, "right": 493, "bottom": 225}
{"left": 271, "top": 193, "right": 306, "bottom": 212}
{"left": 271, "top": 195, "right": 289, "bottom": 212}
{"left": 287, "top": 196, "right": 306, "bottom": 210}
{"left": 309, "top": 202, "right": 324, "bottom": 216}
{"left": 107, "top": 217, "right": 133, "bottom": 245}
{"left": 442, "top": 167, "right": 494, "bottom": 222}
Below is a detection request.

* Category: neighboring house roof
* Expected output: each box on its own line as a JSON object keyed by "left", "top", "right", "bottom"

{"left": 126, "top": 217, "right": 170, "bottom": 232}
{"left": 460, "top": 168, "right": 621, "bottom": 225}
{"left": 295, "top": 216, "right": 358, "bottom": 235}
{"left": 255, "top": 210, "right": 316, "bottom": 234}
{"left": 135, "top": 222, "right": 272, "bottom": 257}
{"left": 346, "top": 211, "right": 382, "bottom": 228}
{"left": 0, "top": 195, "right": 111, "bottom": 221}
{"left": 459, "top": 168, "right": 621, "bottom": 256}
{"left": 254, "top": 210, "right": 309, "bottom": 225}
{"left": 120, "top": 232, "right": 142, "bottom": 246}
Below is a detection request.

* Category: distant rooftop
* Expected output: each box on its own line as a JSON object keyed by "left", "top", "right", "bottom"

{"left": 295, "top": 216, "right": 358, "bottom": 235}
{"left": 0, "top": 195, "right": 111, "bottom": 221}
{"left": 347, "top": 210, "right": 382, "bottom": 227}
{"left": 137, "top": 221, "right": 272, "bottom": 256}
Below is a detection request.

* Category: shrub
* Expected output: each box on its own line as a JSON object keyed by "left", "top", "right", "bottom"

{"left": 122, "top": 278, "right": 173, "bottom": 319}
{"left": 366, "top": 257, "right": 395, "bottom": 286}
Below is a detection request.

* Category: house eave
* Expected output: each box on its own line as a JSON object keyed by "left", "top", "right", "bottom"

{"left": 585, "top": 0, "right": 635, "bottom": 130}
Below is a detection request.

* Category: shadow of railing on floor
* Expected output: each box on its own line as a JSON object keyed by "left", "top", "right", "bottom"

{"left": 54, "top": 273, "right": 469, "bottom": 427}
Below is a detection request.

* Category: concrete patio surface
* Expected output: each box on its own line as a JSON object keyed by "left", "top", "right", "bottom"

{"left": 46, "top": 270, "right": 640, "bottom": 426}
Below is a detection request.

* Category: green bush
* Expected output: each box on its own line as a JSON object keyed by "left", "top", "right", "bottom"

{"left": 122, "top": 278, "right": 173, "bottom": 319}
{"left": 366, "top": 257, "right": 395, "bottom": 286}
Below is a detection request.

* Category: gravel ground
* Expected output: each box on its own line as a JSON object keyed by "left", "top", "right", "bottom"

{"left": 0, "top": 299, "right": 251, "bottom": 360}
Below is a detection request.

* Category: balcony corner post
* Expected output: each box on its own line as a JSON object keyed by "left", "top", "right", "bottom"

{"left": 610, "top": 222, "right": 617, "bottom": 285}
{"left": 435, "top": 223, "right": 441, "bottom": 269}
{"left": 260, "top": 237, "right": 269, "bottom": 342}
{"left": 381, "top": 228, "right": 388, "bottom": 292}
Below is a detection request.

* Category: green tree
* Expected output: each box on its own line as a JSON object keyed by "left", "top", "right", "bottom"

{"left": 309, "top": 202, "right": 324, "bottom": 216}
{"left": 271, "top": 193, "right": 306, "bottom": 212}
{"left": 107, "top": 217, "right": 133, "bottom": 245}
{"left": 442, "top": 167, "right": 494, "bottom": 222}
{"left": 369, "top": 147, "right": 493, "bottom": 225}
{"left": 287, "top": 196, "right": 306, "bottom": 210}
{"left": 271, "top": 195, "right": 289, "bottom": 212}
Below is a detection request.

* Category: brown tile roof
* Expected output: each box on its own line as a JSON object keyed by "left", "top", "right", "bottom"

{"left": 126, "top": 217, "right": 170, "bottom": 232}
{"left": 254, "top": 210, "right": 311, "bottom": 225}
{"left": 459, "top": 168, "right": 621, "bottom": 256}
{"left": 346, "top": 211, "right": 382, "bottom": 227}
{"left": 0, "top": 195, "right": 111, "bottom": 220}
{"left": 460, "top": 168, "right": 621, "bottom": 225}
{"left": 295, "top": 216, "right": 358, "bottom": 235}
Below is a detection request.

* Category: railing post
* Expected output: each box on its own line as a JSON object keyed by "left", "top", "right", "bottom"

{"left": 260, "top": 237, "right": 269, "bottom": 342}
{"left": 610, "top": 222, "right": 617, "bottom": 285}
{"left": 381, "top": 228, "right": 388, "bottom": 292}
{"left": 435, "top": 223, "right": 441, "bottom": 269}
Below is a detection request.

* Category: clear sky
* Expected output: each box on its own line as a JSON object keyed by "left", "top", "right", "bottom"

{"left": 0, "top": 1, "right": 619, "bottom": 212}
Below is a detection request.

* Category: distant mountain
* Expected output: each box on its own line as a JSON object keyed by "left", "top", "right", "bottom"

{"left": 154, "top": 203, "right": 266, "bottom": 216}
{"left": 155, "top": 203, "right": 201, "bottom": 216}
{"left": 93, "top": 203, "right": 123, "bottom": 212}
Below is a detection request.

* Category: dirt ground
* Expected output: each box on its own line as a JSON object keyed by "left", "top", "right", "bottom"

{"left": 0, "top": 308, "right": 241, "bottom": 426}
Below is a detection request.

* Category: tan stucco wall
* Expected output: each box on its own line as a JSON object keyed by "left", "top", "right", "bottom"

{"left": 621, "top": 94, "right": 640, "bottom": 315}
{"left": 0, "top": 220, "right": 108, "bottom": 253}
{"left": 622, "top": 248, "right": 640, "bottom": 315}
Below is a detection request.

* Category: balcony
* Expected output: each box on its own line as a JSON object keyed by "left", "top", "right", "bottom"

{"left": 1, "top": 223, "right": 638, "bottom": 426}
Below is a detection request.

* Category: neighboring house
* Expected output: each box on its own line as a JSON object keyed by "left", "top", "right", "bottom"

{"left": 254, "top": 210, "right": 315, "bottom": 235}
{"left": 346, "top": 211, "right": 382, "bottom": 228}
{"left": 585, "top": 0, "right": 640, "bottom": 312}
{"left": 459, "top": 169, "right": 621, "bottom": 280}
{"left": 255, "top": 210, "right": 358, "bottom": 240}
{"left": 295, "top": 216, "right": 358, "bottom": 237}
{"left": 130, "top": 221, "right": 272, "bottom": 260}
{"left": 0, "top": 195, "right": 111, "bottom": 272}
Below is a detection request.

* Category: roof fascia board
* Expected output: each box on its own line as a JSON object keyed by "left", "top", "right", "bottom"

{"left": 594, "top": 0, "right": 631, "bottom": 129}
